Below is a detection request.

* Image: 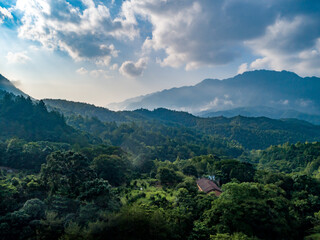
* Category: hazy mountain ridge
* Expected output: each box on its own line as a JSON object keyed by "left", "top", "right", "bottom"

{"left": 2, "top": 71, "right": 320, "bottom": 150}
{"left": 0, "top": 74, "right": 28, "bottom": 97}
{"left": 44, "top": 99, "right": 129, "bottom": 122}
{"left": 44, "top": 99, "right": 199, "bottom": 125}
{"left": 199, "top": 106, "right": 320, "bottom": 125}
{"left": 108, "top": 70, "right": 320, "bottom": 117}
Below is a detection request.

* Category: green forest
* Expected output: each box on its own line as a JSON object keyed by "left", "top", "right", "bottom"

{"left": 1, "top": 92, "right": 320, "bottom": 239}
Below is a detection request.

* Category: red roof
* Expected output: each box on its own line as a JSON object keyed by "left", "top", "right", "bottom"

{"left": 196, "top": 178, "right": 222, "bottom": 194}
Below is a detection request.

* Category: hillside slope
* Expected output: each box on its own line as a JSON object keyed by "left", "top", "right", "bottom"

{"left": 0, "top": 91, "right": 89, "bottom": 144}
{"left": 0, "top": 74, "right": 28, "bottom": 97}
{"left": 43, "top": 99, "right": 320, "bottom": 150}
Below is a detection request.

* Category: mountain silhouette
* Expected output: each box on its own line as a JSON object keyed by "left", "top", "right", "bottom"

{"left": 108, "top": 70, "right": 320, "bottom": 118}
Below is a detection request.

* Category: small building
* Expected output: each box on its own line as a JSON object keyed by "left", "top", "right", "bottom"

{"left": 196, "top": 178, "right": 222, "bottom": 197}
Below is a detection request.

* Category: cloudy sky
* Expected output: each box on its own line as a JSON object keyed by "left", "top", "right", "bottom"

{"left": 1, "top": 0, "right": 320, "bottom": 106}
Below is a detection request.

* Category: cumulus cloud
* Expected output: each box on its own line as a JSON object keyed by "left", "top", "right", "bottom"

{"left": 4, "top": 0, "right": 320, "bottom": 77}
{"left": 119, "top": 0, "right": 320, "bottom": 75}
{"left": 237, "top": 63, "right": 248, "bottom": 74}
{"left": 77, "top": 67, "right": 111, "bottom": 78}
{"left": 120, "top": 0, "right": 281, "bottom": 70}
{"left": 110, "top": 63, "right": 118, "bottom": 71}
{"left": 246, "top": 14, "right": 320, "bottom": 76}
{"left": 6, "top": 51, "right": 31, "bottom": 64}
{"left": 14, "top": 0, "right": 136, "bottom": 65}
{"left": 0, "top": 6, "right": 13, "bottom": 24}
{"left": 119, "top": 57, "right": 148, "bottom": 78}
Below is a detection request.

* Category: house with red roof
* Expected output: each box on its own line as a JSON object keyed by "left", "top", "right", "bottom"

{"left": 196, "top": 178, "right": 222, "bottom": 197}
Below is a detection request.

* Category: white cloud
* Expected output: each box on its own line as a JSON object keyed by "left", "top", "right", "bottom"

{"left": 246, "top": 15, "right": 320, "bottom": 76}
{"left": 6, "top": 51, "right": 31, "bottom": 64}
{"left": 14, "top": 0, "right": 136, "bottom": 65}
{"left": 110, "top": 63, "right": 118, "bottom": 70}
{"left": 249, "top": 57, "right": 272, "bottom": 70}
{"left": 200, "top": 96, "right": 234, "bottom": 112}
{"left": 237, "top": 63, "right": 248, "bottom": 74}
{"left": 119, "top": 0, "right": 320, "bottom": 76}
{"left": 0, "top": 6, "right": 13, "bottom": 24}
{"left": 119, "top": 57, "right": 148, "bottom": 78}
{"left": 120, "top": 0, "right": 280, "bottom": 70}
{"left": 76, "top": 67, "right": 88, "bottom": 75}
{"left": 77, "top": 67, "right": 112, "bottom": 79}
{"left": 4, "top": 0, "right": 320, "bottom": 78}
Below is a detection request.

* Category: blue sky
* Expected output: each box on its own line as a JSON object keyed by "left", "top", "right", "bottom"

{"left": 0, "top": 0, "right": 320, "bottom": 107}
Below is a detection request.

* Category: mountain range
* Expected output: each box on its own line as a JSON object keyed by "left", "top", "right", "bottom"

{"left": 108, "top": 70, "right": 320, "bottom": 123}
{"left": 1, "top": 72, "right": 320, "bottom": 150}
{"left": 199, "top": 106, "right": 320, "bottom": 125}
{"left": 2, "top": 70, "right": 320, "bottom": 125}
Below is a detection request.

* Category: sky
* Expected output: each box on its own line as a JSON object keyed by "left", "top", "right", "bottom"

{"left": 1, "top": 0, "right": 320, "bottom": 107}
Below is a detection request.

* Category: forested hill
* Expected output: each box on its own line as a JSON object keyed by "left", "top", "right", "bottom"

{"left": 44, "top": 98, "right": 320, "bottom": 150}
{"left": 0, "top": 91, "right": 89, "bottom": 144}
{"left": 44, "top": 99, "right": 198, "bottom": 124}
{"left": 196, "top": 116, "right": 320, "bottom": 149}
{"left": 243, "top": 142, "right": 320, "bottom": 175}
{"left": 0, "top": 74, "right": 28, "bottom": 97}
{"left": 44, "top": 99, "right": 129, "bottom": 122}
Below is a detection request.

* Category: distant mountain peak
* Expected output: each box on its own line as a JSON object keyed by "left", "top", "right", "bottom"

{"left": 108, "top": 70, "right": 320, "bottom": 117}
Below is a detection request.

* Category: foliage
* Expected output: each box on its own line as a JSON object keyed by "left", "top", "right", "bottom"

{"left": 0, "top": 138, "right": 71, "bottom": 170}
{"left": 210, "top": 232, "right": 258, "bottom": 240}
{"left": 0, "top": 93, "right": 88, "bottom": 144}
{"left": 45, "top": 98, "right": 320, "bottom": 150}
{"left": 67, "top": 114, "right": 244, "bottom": 160}
{"left": 157, "top": 167, "right": 183, "bottom": 186}
{"left": 1, "top": 93, "right": 320, "bottom": 239}
{"left": 244, "top": 142, "right": 320, "bottom": 174}
{"left": 194, "top": 182, "right": 296, "bottom": 239}
{"left": 213, "top": 159, "right": 255, "bottom": 184}
{"left": 91, "top": 154, "right": 131, "bottom": 186}
{"left": 40, "top": 151, "right": 95, "bottom": 198}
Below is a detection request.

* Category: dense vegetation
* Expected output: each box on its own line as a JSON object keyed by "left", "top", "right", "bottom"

{"left": 67, "top": 114, "right": 244, "bottom": 161}
{"left": 44, "top": 99, "right": 320, "bottom": 149}
{"left": 243, "top": 142, "right": 320, "bottom": 175}
{"left": 0, "top": 91, "right": 90, "bottom": 144}
{"left": 1, "top": 93, "right": 320, "bottom": 239}
{"left": 2, "top": 149, "right": 320, "bottom": 239}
